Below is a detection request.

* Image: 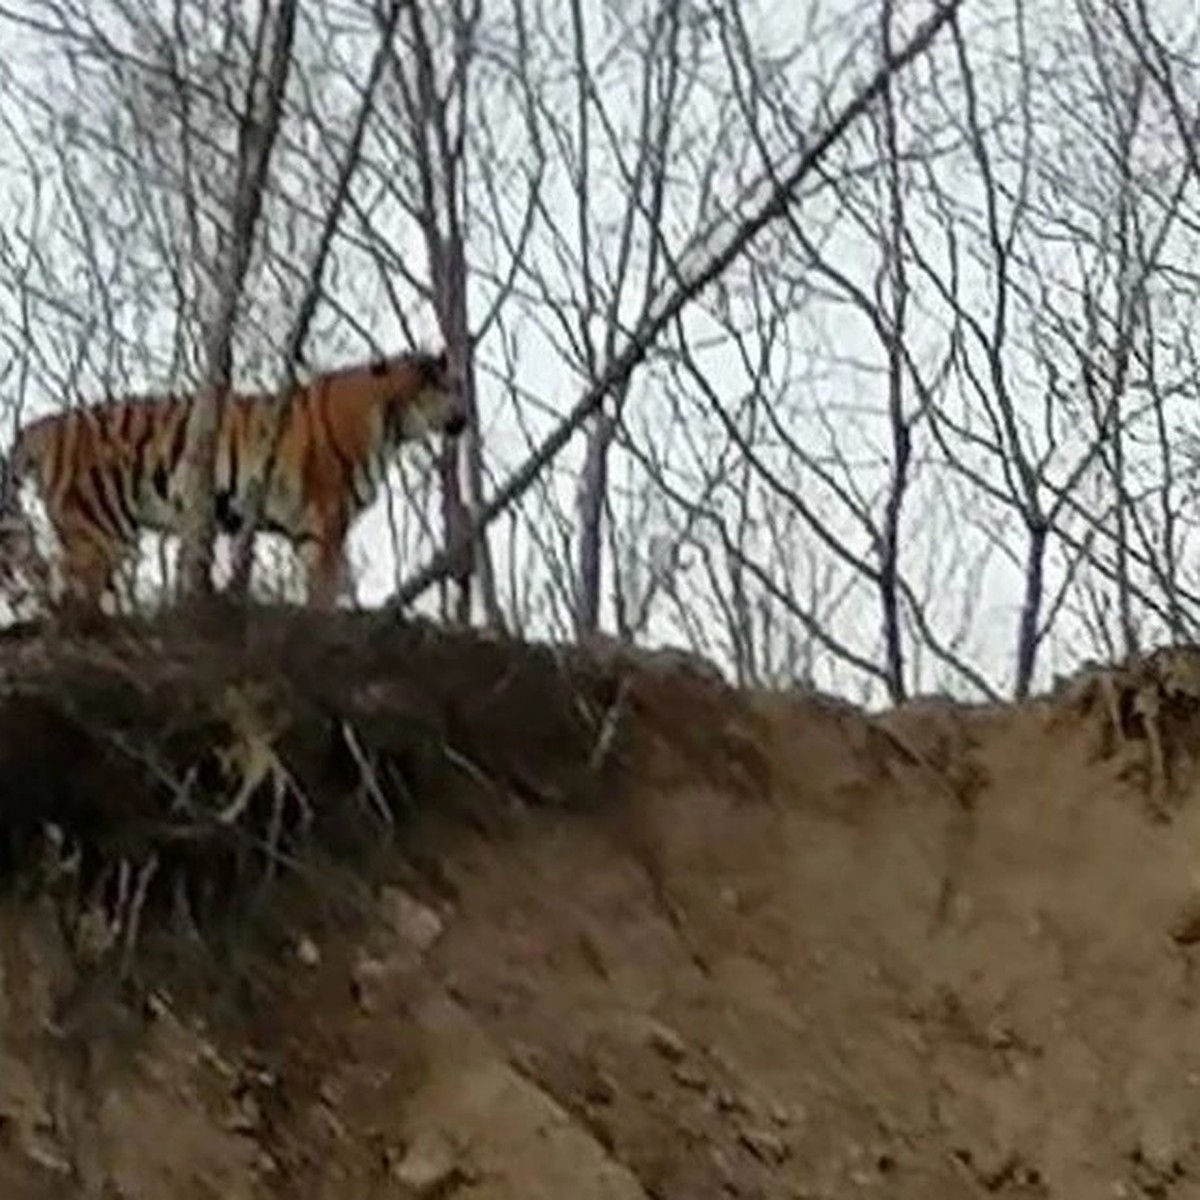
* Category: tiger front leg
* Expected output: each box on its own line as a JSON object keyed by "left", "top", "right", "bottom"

{"left": 300, "top": 513, "right": 352, "bottom": 612}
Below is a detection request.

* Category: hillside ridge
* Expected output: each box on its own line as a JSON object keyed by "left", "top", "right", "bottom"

{"left": 0, "top": 612, "right": 1196, "bottom": 1197}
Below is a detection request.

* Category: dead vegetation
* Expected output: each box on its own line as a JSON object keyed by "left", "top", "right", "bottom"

{"left": 1052, "top": 646, "right": 1200, "bottom": 818}
{"left": 0, "top": 608, "right": 751, "bottom": 1010}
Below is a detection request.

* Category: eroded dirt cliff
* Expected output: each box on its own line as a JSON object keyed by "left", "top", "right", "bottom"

{"left": 0, "top": 612, "right": 1197, "bottom": 1198}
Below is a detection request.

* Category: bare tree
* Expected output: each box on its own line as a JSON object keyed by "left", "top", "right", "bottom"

{"left": 551, "top": 0, "right": 689, "bottom": 639}
{"left": 224, "top": 0, "right": 407, "bottom": 604}
{"left": 175, "top": 0, "right": 297, "bottom": 602}
{"left": 388, "top": 0, "right": 965, "bottom": 614}
{"left": 370, "top": 0, "right": 505, "bottom": 627}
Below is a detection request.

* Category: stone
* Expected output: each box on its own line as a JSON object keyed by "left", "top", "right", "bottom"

{"left": 644, "top": 1019, "right": 687, "bottom": 1063}
{"left": 350, "top": 955, "right": 391, "bottom": 1014}
{"left": 739, "top": 1126, "right": 790, "bottom": 1165}
{"left": 295, "top": 936, "right": 321, "bottom": 967}
{"left": 672, "top": 1062, "right": 708, "bottom": 1090}
{"left": 1137, "top": 1110, "right": 1180, "bottom": 1174}
{"left": 382, "top": 887, "right": 446, "bottom": 954}
{"left": 392, "top": 1129, "right": 465, "bottom": 1198}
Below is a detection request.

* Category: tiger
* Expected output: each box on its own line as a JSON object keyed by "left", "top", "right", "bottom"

{"left": 0, "top": 347, "right": 466, "bottom": 616}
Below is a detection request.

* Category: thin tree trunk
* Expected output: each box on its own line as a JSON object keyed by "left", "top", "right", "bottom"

{"left": 1015, "top": 521, "right": 1047, "bottom": 700}
{"left": 175, "top": 0, "right": 296, "bottom": 602}
{"left": 879, "top": 0, "right": 911, "bottom": 704}
{"left": 401, "top": 0, "right": 501, "bottom": 629}
{"left": 574, "top": 407, "right": 617, "bottom": 637}
{"left": 225, "top": 0, "right": 402, "bottom": 603}
{"left": 433, "top": 243, "right": 497, "bottom": 627}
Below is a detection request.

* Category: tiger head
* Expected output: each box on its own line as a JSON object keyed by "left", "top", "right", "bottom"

{"left": 371, "top": 348, "right": 467, "bottom": 442}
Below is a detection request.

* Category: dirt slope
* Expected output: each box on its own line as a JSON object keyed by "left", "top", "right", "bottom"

{"left": 0, "top": 614, "right": 1197, "bottom": 1198}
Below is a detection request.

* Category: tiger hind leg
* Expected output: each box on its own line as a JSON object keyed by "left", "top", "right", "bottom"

{"left": 51, "top": 523, "right": 132, "bottom": 625}
{"left": 0, "top": 512, "right": 54, "bottom": 624}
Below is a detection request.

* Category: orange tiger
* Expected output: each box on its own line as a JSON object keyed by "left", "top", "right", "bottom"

{"left": 0, "top": 348, "right": 466, "bottom": 615}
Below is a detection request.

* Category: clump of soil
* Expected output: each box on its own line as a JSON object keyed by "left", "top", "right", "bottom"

{"left": 0, "top": 611, "right": 1197, "bottom": 1198}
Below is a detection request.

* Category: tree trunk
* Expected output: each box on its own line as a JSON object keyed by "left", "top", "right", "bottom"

{"left": 225, "top": 0, "right": 400, "bottom": 605}
{"left": 175, "top": 0, "right": 296, "bottom": 603}
{"left": 574, "top": 407, "right": 616, "bottom": 638}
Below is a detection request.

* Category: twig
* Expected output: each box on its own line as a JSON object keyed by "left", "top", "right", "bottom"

{"left": 118, "top": 853, "right": 159, "bottom": 979}
{"left": 587, "top": 677, "right": 630, "bottom": 773}
{"left": 340, "top": 719, "right": 395, "bottom": 829}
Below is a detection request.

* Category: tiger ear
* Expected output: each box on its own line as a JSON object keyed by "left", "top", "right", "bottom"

{"left": 435, "top": 348, "right": 449, "bottom": 374}
{"left": 370, "top": 358, "right": 389, "bottom": 377}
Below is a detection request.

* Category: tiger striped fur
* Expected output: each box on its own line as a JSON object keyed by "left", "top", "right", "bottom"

{"left": 0, "top": 348, "right": 465, "bottom": 615}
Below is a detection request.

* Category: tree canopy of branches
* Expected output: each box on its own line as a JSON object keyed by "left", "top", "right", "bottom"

{"left": 0, "top": 0, "right": 1198, "bottom": 708}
